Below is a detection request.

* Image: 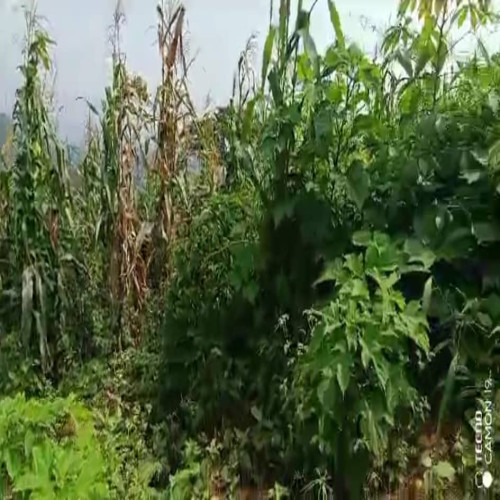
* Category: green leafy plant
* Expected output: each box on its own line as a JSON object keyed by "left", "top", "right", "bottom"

{"left": 0, "top": 9, "right": 80, "bottom": 378}
{"left": 160, "top": 188, "right": 259, "bottom": 431}
{"left": 295, "top": 233, "right": 430, "bottom": 497}
{"left": 0, "top": 394, "right": 109, "bottom": 499}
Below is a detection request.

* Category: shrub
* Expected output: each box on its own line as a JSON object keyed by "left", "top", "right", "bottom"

{"left": 294, "top": 233, "right": 430, "bottom": 496}
{"left": 159, "top": 188, "right": 259, "bottom": 431}
{"left": 0, "top": 394, "right": 109, "bottom": 499}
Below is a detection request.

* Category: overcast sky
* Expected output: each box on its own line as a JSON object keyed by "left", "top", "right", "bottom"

{"left": 0, "top": 0, "right": 498, "bottom": 144}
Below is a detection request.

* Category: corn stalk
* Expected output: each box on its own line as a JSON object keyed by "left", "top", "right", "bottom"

{"left": 96, "top": 3, "right": 152, "bottom": 347}
{"left": 1, "top": 9, "right": 74, "bottom": 375}
{"left": 152, "top": 0, "right": 192, "bottom": 281}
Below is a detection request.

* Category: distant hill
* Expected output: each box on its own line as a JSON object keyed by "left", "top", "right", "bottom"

{"left": 0, "top": 113, "right": 12, "bottom": 147}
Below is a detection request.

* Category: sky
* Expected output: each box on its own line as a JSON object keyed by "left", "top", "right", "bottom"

{"left": 0, "top": 0, "right": 496, "bottom": 144}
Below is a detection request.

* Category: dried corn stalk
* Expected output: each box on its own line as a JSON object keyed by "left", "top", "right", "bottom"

{"left": 104, "top": 3, "right": 153, "bottom": 346}
{"left": 152, "top": 1, "right": 194, "bottom": 280}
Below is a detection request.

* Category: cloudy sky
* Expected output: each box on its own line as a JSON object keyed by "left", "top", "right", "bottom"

{"left": 0, "top": 0, "right": 497, "bottom": 143}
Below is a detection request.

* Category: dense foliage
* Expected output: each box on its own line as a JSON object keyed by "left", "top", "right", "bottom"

{"left": 0, "top": 0, "right": 499, "bottom": 498}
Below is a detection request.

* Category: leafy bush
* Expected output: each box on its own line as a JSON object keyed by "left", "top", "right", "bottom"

{"left": 0, "top": 394, "right": 109, "bottom": 499}
{"left": 160, "top": 188, "right": 259, "bottom": 428}
{"left": 57, "top": 348, "right": 167, "bottom": 498}
{"left": 295, "top": 233, "right": 431, "bottom": 496}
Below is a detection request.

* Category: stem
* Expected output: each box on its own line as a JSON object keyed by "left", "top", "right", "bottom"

{"left": 334, "top": 76, "right": 354, "bottom": 170}
{"left": 433, "top": 5, "right": 448, "bottom": 110}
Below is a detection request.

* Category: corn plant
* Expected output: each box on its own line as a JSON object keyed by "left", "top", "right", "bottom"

{"left": 87, "top": 3, "right": 153, "bottom": 347}
{"left": 1, "top": 9, "right": 75, "bottom": 376}
{"left": 150, "top": 0, "right": 195, "bottom": 283}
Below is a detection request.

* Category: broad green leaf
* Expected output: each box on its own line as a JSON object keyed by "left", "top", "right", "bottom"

{"left": 314, "top": 108, "right": 332, "bottom": 137}
{"left": 360, "top": 335, "right": 379, "bottom": 370}
{"left": 273, "top": 198, "right": 296, "bottom": 227}
{"left": 21, "top": 266, "right": 34, "bottom": 348}
{"left": 460, "top": 170, "right": 483, "bottom": 184}
{"left": 314, "top": 260, "right": 342, "bottom": 285}
{"left": 404, "top": 239, "right": 436, "bottom": 269}
{"left": 250, "top": 405, "right": 263, "bottom": 423}
{"left": 261, "top": 27, "right": 277, "bottom": 89}
{"left": 345, "top": 254, "right": 364, "bottom": 276}
{"left": 396, "top": 51, "right": 413, "bottom": 78}
{"left": 415, "top": 44, "right": 432, "bottom": 76}
{"left": 242, "top": 97, "right": 257, "bottom": 140}
{"left": 473, "top": 222, "right": 500, "bottom": 243}
{"left": 4, "top": 448, "right": 22, "bottom": 479}
{"left": 243, "top": 281, "right": 259, "bottom": 304}
{"left": 137, "top": 460, "right": 162, "bottom": 484}
{"left": 477, "top": 38, "right": 490, "bottom": 64}
{"left": 489, "top": 138, "right": 500, "bottom": 166}
{"left": 401, "top": 158, "right": 419, "bottom": 186}
{"left": 422, "top": 277, "right": 433, "bottom": 314}
{"left": 437, "top": 353, "right": 458, "bottom": 435}
{"left": 346, "top": 161, "right": 370, "bottom": 210}
{"left": 32, "top": 443, "right": 52, "bottom": 479}
{"left": 300, "top": 28, "right": 319, "bottom": 77}
{"left": 372, "top": 355, "right": 390, "bottom": 389}
{"left": 398, "top": 0, "right": 411, "bottom": 16}
{"left": 268, "top": 67, "right": 282, "bottom": 105}
{"left": 477, "top": 312, "right": 492, "bottom": 328}
{"left": 317, "top": 376, "right": 338, "bottom": 413}
{"left": 24, "top": 429, "right": 35, "bottom": 459}
{"left": 337, "top": 354, "right": 351, "bottom": 395}
{"left": 434, "top": 461, "right": 455, "bottom": 480}
{"left": 327, "top": 1, "right": 345, "bottom": 49}
{"left": 351, "top": 278, "right": 369, "bottom": 298}
{"left": 352, "top": 230, "right": 372, "bottom": 247}
{"left": 14, "top": 472, "right": 47, "bottom": 492}
{"left": 488, "top": 92, "right": 498, "bottom": 113}
{"left": 456, "top": 6, "right": 468, "bottom": 28}
{"left": 297, "top": 53, "right": 314, "bottom": 81}
{"left": 359, "top": 401, "right": 385, "bottom": 457}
